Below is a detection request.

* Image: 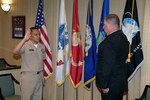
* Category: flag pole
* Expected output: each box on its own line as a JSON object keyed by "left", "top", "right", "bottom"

{"left": 91, "top": 82, "right": 93, "bottom": 100}
{"left": 76, "top": 88, "right": 78, "bottom": 100}
{"left": 127, "top": 0, "right": 135, "bottom": 62}
{"left": 126, "top": 0, "right": 135, "bottom": 99}
{"left": 126, "top": 93, "right": 128, "bottom": 100}
{"left": 63, "top": 83, "right": 65, "bottom": 100}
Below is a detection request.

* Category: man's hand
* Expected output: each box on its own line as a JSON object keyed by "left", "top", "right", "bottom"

{"left": 13, "top": 29, "right": 31, "bottom": 54}
{"left": 101, "top": 88, "right": 109, "bottom": 94}
{"left": 24, "top": 29, "right": 31, "bottom": 41}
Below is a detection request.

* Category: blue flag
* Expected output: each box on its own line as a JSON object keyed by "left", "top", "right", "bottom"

{"left": 84, "top": 0, "right": 97, "bottom": 90}
{"left": 97, "top": 0, "right": 109, "bottom": 46}
{"left": 122, "top": 0, "right": 144, "bottom": 80}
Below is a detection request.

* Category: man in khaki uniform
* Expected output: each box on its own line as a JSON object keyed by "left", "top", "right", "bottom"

{"left": 13, "top": 27, "right": 45, "bottom": 100}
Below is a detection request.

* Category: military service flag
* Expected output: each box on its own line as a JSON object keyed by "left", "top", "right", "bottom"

{"left": 122, "top": 0, "right": 144, "bottom": 80}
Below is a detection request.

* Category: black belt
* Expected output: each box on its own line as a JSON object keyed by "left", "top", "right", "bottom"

{"left": 36, "top": 70, "right": 42, "bottom": 74}
{"left": 21, "top": 71, "right": 43, "bottom": 74}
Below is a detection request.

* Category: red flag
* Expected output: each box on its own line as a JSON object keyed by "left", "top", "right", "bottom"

{"left": 70, "top": 0, "right": 83, "bottom": 88}
{"left": 35, "top": 0, "right": 53, "bottom": 79}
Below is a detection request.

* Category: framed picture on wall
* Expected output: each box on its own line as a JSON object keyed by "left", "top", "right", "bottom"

{"left": 12, "top": 16, "right": 25, "bottom": 39}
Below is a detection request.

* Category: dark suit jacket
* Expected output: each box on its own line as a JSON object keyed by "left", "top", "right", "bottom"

{"left": 96, "top": 30, "right": 129, "bottom": 93}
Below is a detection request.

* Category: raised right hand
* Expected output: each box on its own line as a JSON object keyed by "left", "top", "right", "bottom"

{"left": 24, "top": 29, "right": 31, "bottom": 41}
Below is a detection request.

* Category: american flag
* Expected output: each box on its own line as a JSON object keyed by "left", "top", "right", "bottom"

{"left": 35, "top": 0, "right": 53, "bottom": 79}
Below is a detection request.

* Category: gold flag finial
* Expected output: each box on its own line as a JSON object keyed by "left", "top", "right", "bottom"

{"left": 86, "top": 52, "right": 88, "bottom": 56}
{"left": 127, "top": 52, "right": 131, "bottom": 62}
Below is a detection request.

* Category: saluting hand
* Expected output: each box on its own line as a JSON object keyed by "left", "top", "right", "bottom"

{"left": 24, "top": 29, "right": 31, "bottom": 41}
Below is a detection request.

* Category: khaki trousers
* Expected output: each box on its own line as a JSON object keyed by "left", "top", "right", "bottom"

{"left": 21, "top": 71, "right": 44, "bottom": 100}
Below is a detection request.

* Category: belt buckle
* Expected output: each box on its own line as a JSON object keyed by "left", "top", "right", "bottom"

{"left": 37, "top": 71, "right": 42, "bottom": 74}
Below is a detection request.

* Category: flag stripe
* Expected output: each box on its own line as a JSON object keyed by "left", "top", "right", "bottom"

{"left": 40, "top": 39, "right": 52, "bottom": 61}
{"left": 39, "top": 27, "right": 52, "bottom": 61}
{"left": 40, "top": 27, "right": 51, "bottom": 51}
{"left": 40, "top": 25, "right": 50, "bottom": 45}
{"left": 44, "top": 60, "right": 53, "bottom": 72}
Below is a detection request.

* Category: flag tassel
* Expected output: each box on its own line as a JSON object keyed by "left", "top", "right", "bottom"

{"left": 127, "top": 52, "right": 131, "bottom": 62}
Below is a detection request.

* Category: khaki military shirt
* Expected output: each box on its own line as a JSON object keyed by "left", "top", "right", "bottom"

{"left": 20, "top": 40, "right": 46, "bottom": 72}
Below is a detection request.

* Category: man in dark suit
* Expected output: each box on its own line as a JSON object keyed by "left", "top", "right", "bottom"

{"left": 96, "top": 14, "right": 129, "bottom": 100}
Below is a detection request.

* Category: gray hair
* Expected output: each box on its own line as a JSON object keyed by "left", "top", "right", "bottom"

{"left": 105, "top": 14, "right": 120, "bottom": 27}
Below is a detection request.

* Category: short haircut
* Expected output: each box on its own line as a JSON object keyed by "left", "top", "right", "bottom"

{"left": 105, "top": 14, "right": 120, "bottom": 27}
{"left": 30, "top": 27, "right": 38, "bottom": 32}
